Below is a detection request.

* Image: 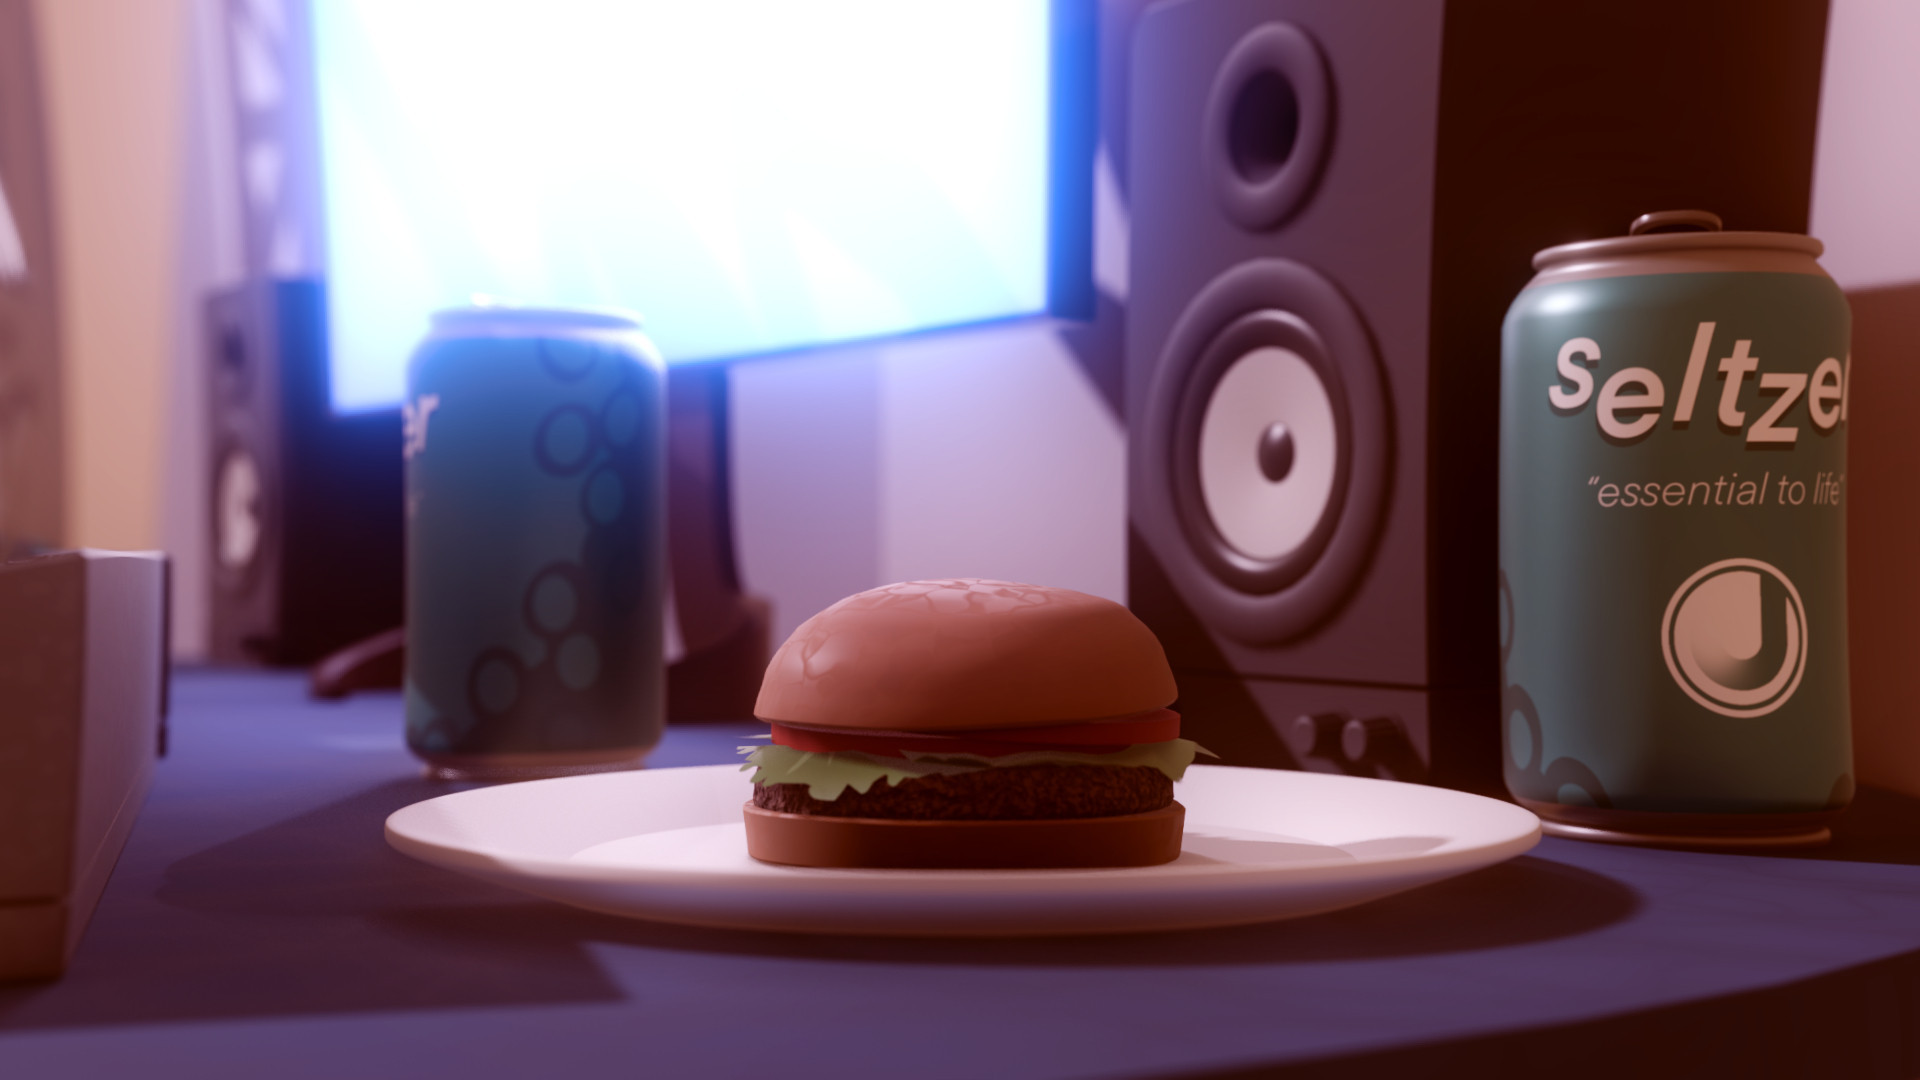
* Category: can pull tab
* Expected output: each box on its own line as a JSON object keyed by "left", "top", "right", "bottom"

{"left": 1630, "top": 209, "right": 1723, "bottom": 236}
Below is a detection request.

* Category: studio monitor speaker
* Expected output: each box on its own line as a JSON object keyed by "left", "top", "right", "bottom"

{"left": 1126, "top": 0, "right": 1829, "bottom": 789}
{"left": 206, "top": 279, "right": 404, "bottom": 664}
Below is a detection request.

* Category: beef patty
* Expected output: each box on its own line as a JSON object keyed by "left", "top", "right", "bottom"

{"left": 752, "top": 763, "right": 1173, "bottom": 821}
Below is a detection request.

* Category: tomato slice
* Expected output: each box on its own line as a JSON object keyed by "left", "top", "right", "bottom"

{"left": 769, "top": 709, "right": 1180, "bottom": 759}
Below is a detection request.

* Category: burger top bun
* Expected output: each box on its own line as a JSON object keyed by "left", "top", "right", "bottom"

{"left": 754, "top": 579, "right": 1177, "bottom": 732}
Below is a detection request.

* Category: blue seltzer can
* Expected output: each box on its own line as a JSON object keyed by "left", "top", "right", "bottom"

{"left": 403, "top": 303, "right": 667, "bottom": 780}
{"left": 1499, "top": 211, "right": 1851, "bottom": 846}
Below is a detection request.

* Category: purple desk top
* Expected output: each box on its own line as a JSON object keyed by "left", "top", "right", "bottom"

{"left": 3, "top": 668, "right": 1918, "bottom": 1079}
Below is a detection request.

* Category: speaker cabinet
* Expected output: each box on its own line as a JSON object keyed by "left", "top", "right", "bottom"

{"left": 206, "top": 279, "right": 404, "bottom": 664}
{"left": 1126, "top": 0, "right": 1829, "bottom": 789}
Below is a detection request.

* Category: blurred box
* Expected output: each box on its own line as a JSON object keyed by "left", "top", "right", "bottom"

{"left": 0, "top": 550, "right": 167, "bottom": 981}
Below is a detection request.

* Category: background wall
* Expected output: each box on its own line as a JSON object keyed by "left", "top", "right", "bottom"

{"left": 733, "top": 146, "right": 1130, "bottom": 643}
{"left": 1809, "top": 0, "right": 1920, "bottom": 799}
{"left": 1808, "top": 0, "right": 1920, "bottom": 291}
{"left": 34, "top": 0, "right": 192, "bottom": 553}
{"left": 733, "top": 315, "right": 1128, "bottom": 645}
{"left": 30, "top": 0, "right": 258, "bottom": 655}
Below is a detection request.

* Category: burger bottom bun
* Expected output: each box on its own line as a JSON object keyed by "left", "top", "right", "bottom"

{"left": 743, "top": 802, "right": 1185, "bottom": 869}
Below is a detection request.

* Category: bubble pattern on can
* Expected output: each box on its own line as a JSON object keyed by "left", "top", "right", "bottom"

{"left": 404, "top": 313, "right": 666, "bottom": 760}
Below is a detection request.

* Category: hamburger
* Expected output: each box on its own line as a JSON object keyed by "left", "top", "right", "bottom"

{"left": 740, "top": 579, "right": 1206, "bottom": 868}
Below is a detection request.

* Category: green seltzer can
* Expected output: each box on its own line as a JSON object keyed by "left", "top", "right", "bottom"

{"left": 1499, "top": 210, "right": 1852, "bottom": 847}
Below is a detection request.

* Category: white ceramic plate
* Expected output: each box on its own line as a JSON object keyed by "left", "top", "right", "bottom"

{"left": 385, "top": 764, "right": 1540, "bottom": 936}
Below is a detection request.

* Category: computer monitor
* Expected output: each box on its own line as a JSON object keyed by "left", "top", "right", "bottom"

{"left": 310, "top": 0, "right": 1096, "bottom": 414}
{"left": 206, "top": 0, "right": 1098, "bottom": 698}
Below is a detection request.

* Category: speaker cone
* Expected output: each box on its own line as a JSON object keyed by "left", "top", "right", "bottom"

{"left": 214, "top": 445, "right": 264, "bottom": 579}
{"left": 1137, "top": 259, "right": 1389, "bottom": 645}
{"left": 1181, "top": 309, "right": 1347, "bottom": 592}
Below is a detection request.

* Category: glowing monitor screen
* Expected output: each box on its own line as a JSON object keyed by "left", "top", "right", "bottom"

{"left": 312, "top": 0, "right": 1089, "bottom": 414}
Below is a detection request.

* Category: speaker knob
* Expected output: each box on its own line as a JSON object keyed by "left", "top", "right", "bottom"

{"left": 1282, "top": 711, "right": 1344, "bottom": 759}
{"left": 1340, "top": 715, "right": 1396, "bottom": 763}
{"left": 1343, "top": 712, "right": 1427, "bottom": 771}
{"left": 1340, "top": 715, "right": 1426, "bottom": 782}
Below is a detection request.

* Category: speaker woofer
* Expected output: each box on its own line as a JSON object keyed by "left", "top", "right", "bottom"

{"left": 1204, "top": 21, "right": 1332, "bottom": 232}
{"left": 1176, "top": 308, "right": 1348, "bottom": 592}
{"left": 1138, "top": 259, "right": 1389, "bottom": 645}
{"left": 212, "top": 443, "right": 266, "bottom": 585}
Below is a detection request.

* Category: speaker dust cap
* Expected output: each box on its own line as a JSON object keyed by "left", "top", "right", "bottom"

{"left": 1205, "top": 21, "right": 1333, "bottom": 232}
{"left": 1138, "top": 260, "right": 1390, "bottom": 646}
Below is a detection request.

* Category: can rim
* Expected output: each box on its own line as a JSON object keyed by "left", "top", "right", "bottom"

{"left": 1532, "top": 230, "right": 1823, "bottom": 272}
{"left": 431, "top": 299, "right": 645, "bottom": 332}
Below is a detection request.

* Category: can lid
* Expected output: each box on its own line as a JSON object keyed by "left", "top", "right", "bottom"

{"left": 431, "top": 296, "right": 646, "bottom": 332}
{"left": 1532, "top": 210, "right": 1823, "bottom": 274}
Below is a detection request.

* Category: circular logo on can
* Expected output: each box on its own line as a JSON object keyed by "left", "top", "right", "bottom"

{"left": 1661, "top": 558, "right": 1807, "bottom": 718}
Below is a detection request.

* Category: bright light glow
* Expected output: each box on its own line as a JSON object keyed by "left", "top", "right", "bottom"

{"left": 313, "top": 0, "right": 1053, "bottom": 412}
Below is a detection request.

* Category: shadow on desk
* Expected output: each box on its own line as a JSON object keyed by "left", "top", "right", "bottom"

{"left": 0, "top": 775, "right": 1637, "bottom": 1031}
{"left": 1791, "top": 786, "right": 1920, "bottom": 867}
{"left": 1551, "top": 786, "right": 1920, "bottom": 866}
{"left": 384, "top": 851, "right": 1634, "bottom": 970}
{"left": 1188, "top": 948, "right": 1917, "bottom": 1080}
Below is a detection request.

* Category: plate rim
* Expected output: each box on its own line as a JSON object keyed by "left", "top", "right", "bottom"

{"left": 385, "top": 763, "right": 1542, "bottom": 895}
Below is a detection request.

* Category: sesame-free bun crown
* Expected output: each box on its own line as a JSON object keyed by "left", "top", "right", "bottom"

{"left": 754, "top": 579, "right": 1178, "bottom": 731}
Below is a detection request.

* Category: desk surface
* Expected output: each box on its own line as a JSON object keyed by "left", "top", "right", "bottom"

{"left": 2, "top": 669, "right": 1919, "bottom": 1079}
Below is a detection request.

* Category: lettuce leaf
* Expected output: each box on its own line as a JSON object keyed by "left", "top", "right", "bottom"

{"left": 738, "top": 739, "right": 1214, "bottom": 803}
